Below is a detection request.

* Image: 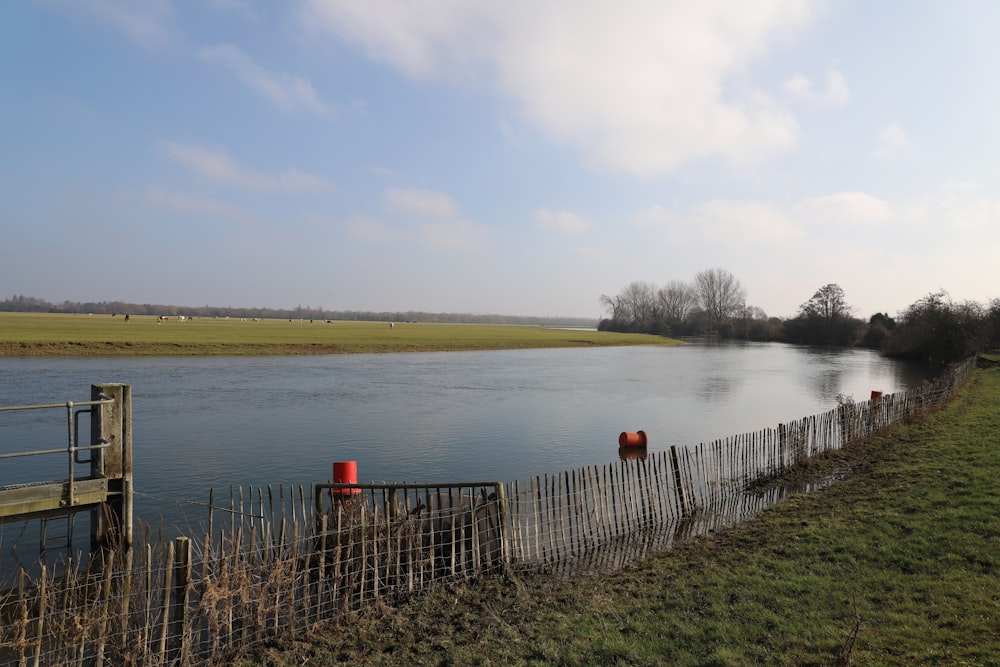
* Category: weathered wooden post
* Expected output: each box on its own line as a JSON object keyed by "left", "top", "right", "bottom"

{"left": 838, "top": 402, "right": 850, "bottom": 446}
{"left": 90, "top": 383, "right": 133, "bottom": 552}
{"left": 777, "top": 423, "right": 787, "bottom": 471}
{"left": 169, "top": 536, "right": 192, "bottom": 663}
{"left": 494, "top": 482, "right": 508, "bottom": 569}
{"left": 668, "top": 446, "right": 690, "bottom": 518}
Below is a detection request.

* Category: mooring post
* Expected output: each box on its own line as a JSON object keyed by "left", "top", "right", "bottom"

{"left": 90, "top": 383, "right": 133, "bottom": 552}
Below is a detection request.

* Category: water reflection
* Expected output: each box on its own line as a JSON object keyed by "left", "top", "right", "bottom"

{"left": 618, "top": 446, "right": 647, "bottom": 461}
{"left": 1, "top": 342, "right": 928, "bottom": 534}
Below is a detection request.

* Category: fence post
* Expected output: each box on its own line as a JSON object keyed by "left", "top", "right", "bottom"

{"left": 777, "top": 423, "right": 787, "bottom": 470}
{"left": 669, "top": 446, "right": 690, "bottom": 518}
{"left": 169, "top": 536, "right": 192, "bottom": 663}
{"left": 90, "top": 383, "right": 133, "bottom": 552}
{"left": 838, "top": 403, "right": 850, "bottom": 446}
{"left": 494, "top": 482, "right": 508, "bottom": 569}
{"left": 33, "top": 565, "right": 45, "bottom": 667}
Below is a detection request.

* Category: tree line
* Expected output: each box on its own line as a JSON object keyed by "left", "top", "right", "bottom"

{"left": 0, "top": 295, "right": 594, "bottom": 328}
{"left": 599, "top": 269, "right": 1000, "bottom": 365}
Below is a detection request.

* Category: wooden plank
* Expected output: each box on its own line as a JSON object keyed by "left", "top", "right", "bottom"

{"left": 0, "top": 478, "right": 109, "bottom": 519}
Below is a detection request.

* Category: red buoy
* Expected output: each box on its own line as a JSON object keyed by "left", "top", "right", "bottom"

{"left": 331, "top": 460, "right": 362, "bottom": 496}
{"left": 618, "top": 430, "right": 648, "bottom": 447}
{"left": 871, "top": 390, "right": 883, "bottom": 403}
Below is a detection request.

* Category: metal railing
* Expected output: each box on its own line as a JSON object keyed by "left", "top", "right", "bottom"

{"left": 0, "top": 396, "right": 115, "bottom": 509}
{"left": 314, "top": 481, "right": 506, "bottom": 520}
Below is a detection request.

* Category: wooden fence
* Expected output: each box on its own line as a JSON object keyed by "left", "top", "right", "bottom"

{"left": 0, "top": 358, "right": 975, "bottom": 665}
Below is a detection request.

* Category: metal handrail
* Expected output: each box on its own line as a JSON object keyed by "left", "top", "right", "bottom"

{"left": 0, "top": 441, "right": 110, "bottom": 461}
{"left": 0, "top": 397, "right": 114, "bottom": 412}
{"left": 0, "top": 394, "right": 116, "bottom": 508}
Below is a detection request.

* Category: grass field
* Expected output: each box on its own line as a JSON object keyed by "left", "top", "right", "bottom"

{"left": 245, "top": 362, "right": 1000, "bottom": 666}
{"left": 0, "top": 312, "right": 680, "bottom": 356}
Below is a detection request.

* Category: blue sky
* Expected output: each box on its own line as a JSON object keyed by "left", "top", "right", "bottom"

{"left": 2, "top": 1, "right": 999, "bottom": 320}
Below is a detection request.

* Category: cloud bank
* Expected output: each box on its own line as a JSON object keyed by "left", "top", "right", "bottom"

{"left": 301, "top": 0, "right": 817, "bottom": 174}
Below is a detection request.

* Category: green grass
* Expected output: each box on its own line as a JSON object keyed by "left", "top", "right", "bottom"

{"left": 245, "top": 364, "right": 1000, "bottom": 666}
{"left": 0, "top": 312, "right": 680, "bottom": 356}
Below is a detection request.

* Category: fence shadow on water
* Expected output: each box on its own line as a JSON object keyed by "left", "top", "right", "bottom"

{"left": 0, "top": 358, "right": 975, "bottom": 665}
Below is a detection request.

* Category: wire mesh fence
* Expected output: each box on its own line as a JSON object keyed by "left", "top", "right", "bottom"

{"left": 0, "top": 358, "right": 975, "bottom": 665}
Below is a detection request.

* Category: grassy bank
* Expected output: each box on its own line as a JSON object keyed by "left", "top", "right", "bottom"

{"left": 0, "top": 312, "right": 679, "bottom": 356}
{"left": 246, "top": 363, "right": 1000, "bottom": 666}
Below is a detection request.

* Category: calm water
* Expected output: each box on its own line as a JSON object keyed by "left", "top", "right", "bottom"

{"left": 0, "top": 340, "right": 926, "bottom": 533}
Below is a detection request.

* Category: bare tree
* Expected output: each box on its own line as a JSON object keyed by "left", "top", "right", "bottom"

{"left": 601, "top": 281, "right": 662, "bottom": 331}
{"left": 622, "top": 281, "right": 660, "bottom": 327}
{"left": 657, "top": 281, "right": 696, "bottom": 321}
{"left": 599, "top": 293, "right": 623, "bottom": 321}
{"left": 692, "top": 268, "right": 746, "bottom": 326}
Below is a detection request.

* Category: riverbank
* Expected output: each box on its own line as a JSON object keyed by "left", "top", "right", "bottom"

{"left": 245, "top": 362, "right": 1000, "bottom": 665}
{"left": 0, "top": 313, "right": 680, "bottom": 356}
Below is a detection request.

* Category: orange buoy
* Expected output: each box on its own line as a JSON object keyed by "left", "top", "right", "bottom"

{"left": 331, "top": 460, "right": 362, "bottom": 496}
{"left": 871, "top": 390, "right": 883, "bottom": 403}
{"left": 618, "top": 430, "right": 648, "bottom": 447}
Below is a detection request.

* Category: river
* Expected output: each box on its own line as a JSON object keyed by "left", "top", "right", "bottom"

{"left": 0, "top": 339, "right": 926, "bottom": 543}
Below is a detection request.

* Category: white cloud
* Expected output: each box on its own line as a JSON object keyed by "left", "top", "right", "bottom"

{"left": 631, "top": 192, "right": 893, "bottom": 256}
{"left": 369, "top": 166, "right": 397, "bottom": 179}
{"left": 301, "top": 1, "right": 816, "bottom": 174}
{"left": 159, "top": 141, "right": 336, "bottom": 193}
{"left": 277, "top": 168, "right": 337, "bottom": 193}
{"left": 697, "top": 199, "right": 802, "bottom": 245}
{"left": 344, "top": 215, "right": 401, "bottom": 243}
{"left": 535, "top": 208, "right": 590, "bottom": 235}
{"left": 207, "top": 0, "right": 260, "bottom": 22}
{"left": 384, "top": 188, "right": 457, "bottom": 217}
{"left": 907, "top": 184, "right": 1000, "bottom": 233}
{"left": 783, "top": 68, "right": 849, "bottom": 105}
{"left": 68, "top": 0, "right": 173, "bottom": 49}
{"left": 160, "top": 142, "right": 270, "bottom": 190}
{"left": 143, "top": 187, "right": 259, "bottom": 226}
{"left": 197, "top": 43, "right": 332, "bottom": 116}
{"left": 420, "top": 219, "right": 489, "bottom": 252}
{"left": 872, "top": 123, "right": 908, "bottom": 158}
{"left": 364, "top": 188, "right": 490, "bottom": 251}
{"left": 632, "top": 204, "right": 681, "bottom": 231}
{"left": 799, "top": 192, "right": 892, "bottom": 224}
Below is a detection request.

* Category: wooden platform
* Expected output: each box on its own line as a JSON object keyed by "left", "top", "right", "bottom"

{"left": 0, "top": 477, "right": 109, "bottom": 520}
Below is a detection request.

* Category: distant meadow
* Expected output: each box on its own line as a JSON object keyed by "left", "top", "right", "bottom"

{"left": 0, "top": 312, "right": 679, "bottom": 356}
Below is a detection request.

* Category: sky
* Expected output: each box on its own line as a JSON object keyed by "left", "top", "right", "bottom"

{"left": 2, "top": 1, "right": 999, "bottom": 321}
